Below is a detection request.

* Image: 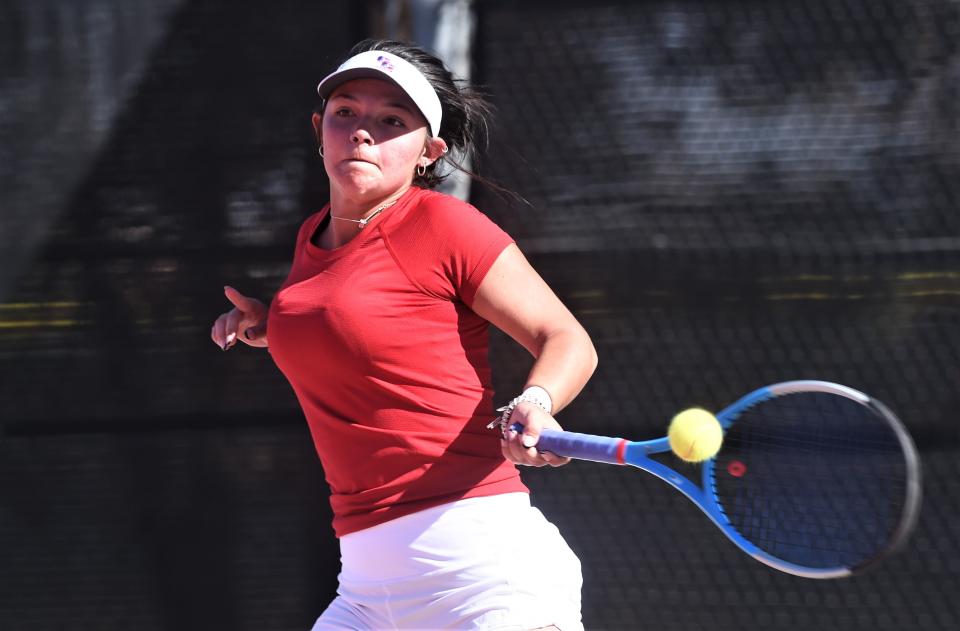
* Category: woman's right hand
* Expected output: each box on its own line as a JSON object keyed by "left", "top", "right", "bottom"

{"left": 211, "top": 285, "right": 269, "bottom": 350}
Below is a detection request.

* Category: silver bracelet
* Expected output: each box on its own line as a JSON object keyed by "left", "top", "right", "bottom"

{"left": 487, "top": 386, "right": 553, "bottom": 435}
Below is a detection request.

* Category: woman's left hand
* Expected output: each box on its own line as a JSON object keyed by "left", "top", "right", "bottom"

{"left": 500, "top": 402, "right": 572, "bottom": 467}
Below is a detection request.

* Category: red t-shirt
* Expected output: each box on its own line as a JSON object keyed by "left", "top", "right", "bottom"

{"left": 267, "top": 186, "right": 527, "bottom": 537}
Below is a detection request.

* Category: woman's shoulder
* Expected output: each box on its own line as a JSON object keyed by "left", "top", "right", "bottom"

{"left": 411, "top": 186, "right": 477, "bottom": 214}
{"left": 405, "top": 187, "right": 496, "bottom": 232}
{"left": 387, "top": 188, "right": 513, "bottom": 299}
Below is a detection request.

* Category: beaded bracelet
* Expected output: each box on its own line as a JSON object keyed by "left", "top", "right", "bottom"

{"left": 486, "top": 385, "right": 554, "bottom": 436}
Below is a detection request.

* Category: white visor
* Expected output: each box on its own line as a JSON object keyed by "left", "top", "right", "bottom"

{"left": 317, "top": 50, "right": 442, "bottom": 137}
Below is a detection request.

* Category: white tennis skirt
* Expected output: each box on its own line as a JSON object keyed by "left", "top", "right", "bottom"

{"left": 312, "top": 492, "right": 583, "bottom": 631}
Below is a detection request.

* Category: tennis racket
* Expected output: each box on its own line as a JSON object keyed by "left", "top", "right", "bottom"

{"left": 530, "top": 380, "right": 922, "bottom": 578}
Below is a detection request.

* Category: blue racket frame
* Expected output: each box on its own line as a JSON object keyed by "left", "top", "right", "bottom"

{"left": 530, "top": 380, "right": 920, "bottom": 579}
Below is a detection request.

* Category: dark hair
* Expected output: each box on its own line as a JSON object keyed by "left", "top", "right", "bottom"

{"left": 327, "top": 39, "right": 495, "bottom": 190}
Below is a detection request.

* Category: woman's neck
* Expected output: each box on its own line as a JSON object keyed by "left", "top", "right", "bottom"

{"left": 322, "top": 185, "right": 412, "bottom": 249}
{"left": 330, "top": 185, "right": 409, "bottom": 220}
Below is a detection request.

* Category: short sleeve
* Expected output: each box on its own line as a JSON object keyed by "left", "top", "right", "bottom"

{"left": 382, "top": 190, "right": 514, "bottom": 305}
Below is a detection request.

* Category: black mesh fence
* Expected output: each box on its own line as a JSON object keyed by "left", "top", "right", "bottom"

{"left": 474, "top": 0, "right": 959, "bottom": 263}
{"left": 1, "top": 0, "right": 958, "bottom": 629}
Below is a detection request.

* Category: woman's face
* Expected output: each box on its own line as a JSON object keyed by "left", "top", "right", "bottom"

{"left": 317, "top": 78, "right": 439, "bottom": 201}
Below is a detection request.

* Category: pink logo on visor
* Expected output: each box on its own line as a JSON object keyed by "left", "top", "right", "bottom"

{"left": 376, "top": 55, "right": 395, "bottom": 73}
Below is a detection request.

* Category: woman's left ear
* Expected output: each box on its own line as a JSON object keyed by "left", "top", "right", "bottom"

{"left": 423, "top": 136, "right": 448, "bottom": 165}
{"left": 311, "top": 112, "right": 323, "bottom": 144}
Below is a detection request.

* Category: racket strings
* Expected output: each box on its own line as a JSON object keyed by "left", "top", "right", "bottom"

{"left": 719, "top": 400, "right": 903, "bottom": 449}
{"left": 712, "top": 391, "right": 910, "bottom": 569}
{"left": 714, "top": 428, "right": 901, "bottom": 450}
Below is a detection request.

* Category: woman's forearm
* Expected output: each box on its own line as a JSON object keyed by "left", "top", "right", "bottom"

{"left": 523, "top": 326, "right": 598, "bottom": 414}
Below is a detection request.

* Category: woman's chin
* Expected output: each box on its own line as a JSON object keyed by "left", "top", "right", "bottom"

{"left": 332, "top": 172, "right": 381, "bottom": 194}
{"left": 331, "top": 171, "right": 407, "bottom": 200}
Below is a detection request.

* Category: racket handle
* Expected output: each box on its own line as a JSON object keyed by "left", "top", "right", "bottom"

{"left": 533, "top": 427, "right": 627, "bottom": 465}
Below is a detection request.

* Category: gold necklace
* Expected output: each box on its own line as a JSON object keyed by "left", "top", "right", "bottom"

{"left": 330, "top": 199, "right": 399, "bottom": 230}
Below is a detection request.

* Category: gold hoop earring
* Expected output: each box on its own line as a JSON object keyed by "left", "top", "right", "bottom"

{"left": 417, "top": 163, "right": 426, "bottom": 177}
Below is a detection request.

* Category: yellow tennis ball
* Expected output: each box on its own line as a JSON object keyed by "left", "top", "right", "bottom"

{"left": 668, "top": 408, "right": 723, "bottom": 463}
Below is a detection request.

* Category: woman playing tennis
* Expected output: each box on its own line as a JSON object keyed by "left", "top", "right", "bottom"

{"left": 211, "top": 39, "right": 597, "bottom": 630}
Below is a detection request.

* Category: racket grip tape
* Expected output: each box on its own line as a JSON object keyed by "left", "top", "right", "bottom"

{"left": 533, "top": 428, "right": 627, "bottom": 465}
